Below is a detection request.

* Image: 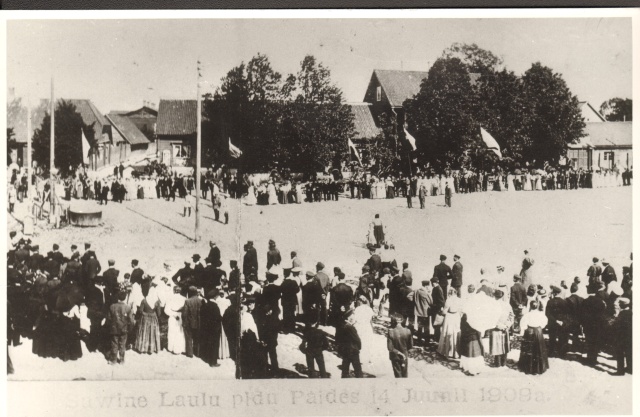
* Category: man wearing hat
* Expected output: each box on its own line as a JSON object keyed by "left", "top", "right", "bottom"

{"left": 199, "top": 289, "right": 222, "bottom": 367}
{"left": 414, "top": 280, "right": 433, "bottom": 347}
{"left": 63, "top": 252, "right": 83, "bottom": 284}
{"left": 330, "top": 272, "right": 354, "bottom": 326}
{"left": 172, "top": 260, "right": 194, "bottom": 292}
{"left": 388, "top": 313, "right": 413, "bottom": 377}
{"left": 546, "top": 285, "right": 568, "bottom": 358}
{"left": 433, "top": 255, "right": 452, "bottom": 301}
{"left": 581, "top": 281, "right": 607, "bottom": 366}
{"left": 587, "top": 257, "right": 602, "bottom": 289}
{"left": 451, "top": 255, "right": 463, "bottom": 296}
{"left": 387, "top": 264, "right": 404, "bottom": 316}
{"left": 228, "top": 260, "right": 241, "bottom": 292}
{"left": 315, "top": 262, "right": 331, "bottom": 326}
{"left": 29, "top": 245, "right": 44, "bottom": 272}
{"left": 302, "top": 271, "right": 323, "bottom": 325}
{"left": 611, "top": 298, "right": 632, "bottom": 376}
{"left": 335, "top": 310, "right": 363, "bottom": 378}
{"left": 103, "top": 260, "right": 120, "bottom": 299}
{"left": 243, "top": 241, "right": 258, "bottom": 279}
{"left": 257, "top": 272, "right": 282, "bottom": 376}
{"left": 207, "top": 241, "right": 221, "bottom": 266}
{"left": 365, "top": 249, "right": 382, "bottom": 278}
{"left": 565, "top": 283, "right": 584, "bottom": 353}
{"left": 192, "top": 254, "right": 205, "bottom": 287}
{"left": 183, "top": 286, "right": 203, "bottom": 358}
{"left": 84, "top": 250, "right": 102, "bottom": 289}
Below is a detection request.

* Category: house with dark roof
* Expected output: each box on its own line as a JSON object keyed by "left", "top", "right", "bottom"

{"left": 348, "top": 102, "right": 381, "bottom": 143}
{"left": 105, "top": 113, "right": 151, "bottom": 164}
{"left": 112, "top": 104, "right": 158, "bottom": 140}
{"left": 567, "top": 122, "right": 632, "bottom": 170}
{"left": 156, "top": 99, "right": 197, "bottom": 167}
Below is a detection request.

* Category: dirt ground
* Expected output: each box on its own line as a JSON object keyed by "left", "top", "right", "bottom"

{"left": 7, "top": 186, "right": 632, "bottom": 391}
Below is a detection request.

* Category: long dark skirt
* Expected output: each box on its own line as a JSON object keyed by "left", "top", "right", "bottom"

{"left": 518, "top": 326, "right": 549, "bottom": 375}
{"left": 459, "top": 316, "right": 484, "bottom": 357}
{"left": 373, "top": 225, "right": 385, "bottom": 245}
{"left": 135, "top": 312, "right": 161, "bottom": 354}
{"left": 59, "top": 316, "right": 83, "bottom": 361}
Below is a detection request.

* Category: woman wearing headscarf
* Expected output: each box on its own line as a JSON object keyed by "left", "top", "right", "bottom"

{"left": 518, "top": 300, "right": 549, "bottom": 374}
{"left": 489, "top": 289, "right": 514, "bottom": 367}
{"left": 134, "top": 275, "right": 161, "bottom": 354}
{"left": 437, "top": 287, "right": 463, "bottom": 359}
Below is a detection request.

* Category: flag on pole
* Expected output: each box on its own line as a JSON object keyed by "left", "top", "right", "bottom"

{"left": 480, "top": 127, "right": 502, "bottom": 159}
{"left": 81, "top": 128, "right": 90, "bottom": 165}
{"left": 404, "top": 128, "right": 417, "bottom": 151}
{"left": 229, "top": 138, "right": 243, "bottom": 158}
{"left": 348, "top": 138, "right": 362, "bottom": 165}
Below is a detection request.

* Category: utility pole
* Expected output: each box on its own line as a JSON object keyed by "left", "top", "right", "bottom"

{"left": 49, "top": 78, "right": 57, "bottom": 225}
{"left": 195, "top": 59, "right": 202, "bottom": 242}
{"left": 26, "top": 98, "right": 32, "bottom": 198}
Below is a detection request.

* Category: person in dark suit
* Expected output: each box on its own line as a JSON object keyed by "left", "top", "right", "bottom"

{"left": 510, "top": 274, "right": 528, "bottom": 334}
{"left": 182, "top": 286, "right": 203, "bottom": 358}
{"left": 611, "top": 298, "right": 632, "bottom": 376}
{"left": 63, "top": 252, "right": 82, "bottom": 284}
{"left": 301, "top": 318, "right": 329, "bottom": 378}
{"left": 587, "top": 257, "right": 603, "bottom": 291}
{"left": 192, "top": 254, "right": 205, "bottom": 288}
{"left": 330, "top": 273, "right": 354, "bottom": 326}
{"left": 80, "top": 243, "right": 93, "bottom": 266}
{"left": 85, "top": 277, "right": 109, "bottom": 352}
{"left": 365, "top": 249, "right": 382, "bottom": 278}
{"left": 601, "top": 259, "right": 617, "bottom": 285}
{"left": 130, "top": 259, "right": 144, "bottom": 286}
{"left": 335, "top": 310, "right": 363, "bottom": 378}
{"left": 546, "top": 286, "right": 567, "bottom": 357}
{"left": 43, "top": 251, "right": 61, "bottom": 280}
{"left": 51, "top": 243, "right": 65, "bottom": 265}
{"left": 243, "top": 241, "right": 258, "bottom": 278}
{"left": 206, "top": 241, "right": 221, "bottom": 266}
{"left": 108, "top": 291, "right": 134, "bottom": 365}
{"left": 172, "top": 260, "right": 194, "bottom": 293}
{"left": 266, "top": 240, "right": 282, "bottom": 270}
{"left": 388, "top": 265, "right": 404, "bottom": 316}
{"left": 257, "top": 273, "right": 281, "bottom": 375}
{"left": 102, "top": 260, "right": 120, "bottom": 297}
{"left": 84, "top": 251, "right": 102, "bottom": 288}
{"left": 581, "top": 282, "right": 607, "bottom": 366}
{"left": 398, "top": 277, "right": 415, "bottom": 330}
{"left": 199, "top": 289, "right": 222, "bottom": 367}
{"left": 29, "top": 245, "right": 44, "bottom": 272}
{"left": 280, "top": 274, "right": 300, "bottom": 333}
{"left": 565, "top": 283, "right": 584, "bottom": 352}
{"left": 433, "top": 255, "right": 452, "bottom": 301}
{"left": 302, "top": 271, "right": 323, "bottom": 324}
{"left": 451, "top": 255, "right": 463, "bottom": 296}
{"left": 228, "top": 260, "right": 241, "bottom": 292}
{"left": 430, "top": 277, "right": 445, "bottom": 343}
{"left": 387, "top": 313, "right": 413, "bottom": 377}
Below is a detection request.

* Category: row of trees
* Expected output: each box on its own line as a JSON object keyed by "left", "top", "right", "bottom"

{"left": 404, "top": 43, "right": 588, "bottom": 171}
{"left": 202, "top": 54, "right": 354, "bottom": 174}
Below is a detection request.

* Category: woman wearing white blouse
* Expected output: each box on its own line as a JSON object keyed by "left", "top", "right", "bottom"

{"left": 518, "top": 300, "right": 549, "bottom": 375}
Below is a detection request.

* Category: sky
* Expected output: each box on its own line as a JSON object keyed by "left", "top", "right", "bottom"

{"left": 6, "top": 17, "right": 633, "bottom": 115}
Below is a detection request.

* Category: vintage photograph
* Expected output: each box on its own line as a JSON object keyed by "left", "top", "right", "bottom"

{"left": 4, "top": 14, "right": 633, "bottom": 410}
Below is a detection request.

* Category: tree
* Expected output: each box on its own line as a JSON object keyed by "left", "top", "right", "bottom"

{"left": 31, "top": 100, "right": 95, "bottom": 176}
{"left": 7, "top": 127, "right": 17, "bottom": 165}
{"left": 600, "top": 98, "right": 632, "bottom": 121}
{"left": 442, "top": 42, "right": 503, "bottom": 74}
{"left": 404, "top": 57, "right": 480, "bottom": 170}
{"left": 521, "top": 63, "right": 585, "bottom": 165}
{"left": 361, "top": 112, "right": 399, "bottom": 176}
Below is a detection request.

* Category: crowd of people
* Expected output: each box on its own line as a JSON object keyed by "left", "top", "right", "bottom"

{"left": 6, "top": 236, "right": 240, "bottom": 374}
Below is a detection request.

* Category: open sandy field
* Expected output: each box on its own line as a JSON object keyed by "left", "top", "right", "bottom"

{"left": 7, "top": 186, "right": 632, "bottom": 396}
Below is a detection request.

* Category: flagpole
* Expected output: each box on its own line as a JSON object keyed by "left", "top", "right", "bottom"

{"left": 195, "top": 59, "right": 202, "bottom": 242}
{"left": 49, "top": 78, "right": 57, "bottom": 226}
{"left": 26, "top": 97, "right": 32, "bottom": 199}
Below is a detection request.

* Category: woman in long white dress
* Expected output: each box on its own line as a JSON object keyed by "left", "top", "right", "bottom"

{"left": 437, "top": 288, "right": 462, "bottom": 358}
{"left": 295, "top": 182, "right": 304, "bottom": 204}
{"left": 267, "top": 181, "right": 278, "bottom": 205}
{"left": 352, "top": 298, "right": 388, "bottom": 376}
{"left": 535, "top": 173, "right": 543, "bottom": 191}
{"left": 506, "top": 174, "right": 515, "bottom": 192}
{"left": 243, "top": 185, "right": 257, "bottom": 206}
{"left": 164, "top": 287, "right": 186, "bottom": 354}
{"left": 216, "top": 292, "right": 232, "bottom": 360}
{"left": 523, "top": 172, "right": 532, "bottom": 191}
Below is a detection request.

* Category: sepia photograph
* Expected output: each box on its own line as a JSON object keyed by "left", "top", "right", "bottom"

{"left": 4, "top": 10, "right": 635, "bottom": 416}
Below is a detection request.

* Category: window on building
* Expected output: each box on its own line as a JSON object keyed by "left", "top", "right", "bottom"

{"left": 376, "top": 86, "right": 381, "bottom": 102}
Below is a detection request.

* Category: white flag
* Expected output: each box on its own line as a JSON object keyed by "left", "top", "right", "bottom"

{"left": 404, "top": 129, "right": 417, "bottom": 151}
{"left": 348, "top": 138, "right": 362, "bottom": 165}
{"left": 229, "top": 138, "right": 243, "bottom": 158}
{"left": 480, "top": 127, "right": 502, "bottom": 159}
{"left": 81, "top": 128, "right": 90, "bottom": 165}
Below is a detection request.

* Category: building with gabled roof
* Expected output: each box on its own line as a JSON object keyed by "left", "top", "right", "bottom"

{"left": 106, "top": 113, "right": 151, "bottom": 165}
{"left": 578, "top": 101, "right": 606, "bottom": 123}
{"left": 348, "top": 102, "right": 381, "bottom": 141}
{"left": 567, "top": 122, "right": 632, "bottom": 170}
{"left": 156, "top": 99, "right": 197, "bottom": 167}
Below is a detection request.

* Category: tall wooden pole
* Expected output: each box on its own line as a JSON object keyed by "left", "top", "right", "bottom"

{"left": 49, "top": 78, "right": 57, "bottom": 225}
{"left": 195, "top": 59, "right": 202, "bottom": 242}
{"left": 26, "top": 98, "right": 32, "bottom": 198}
